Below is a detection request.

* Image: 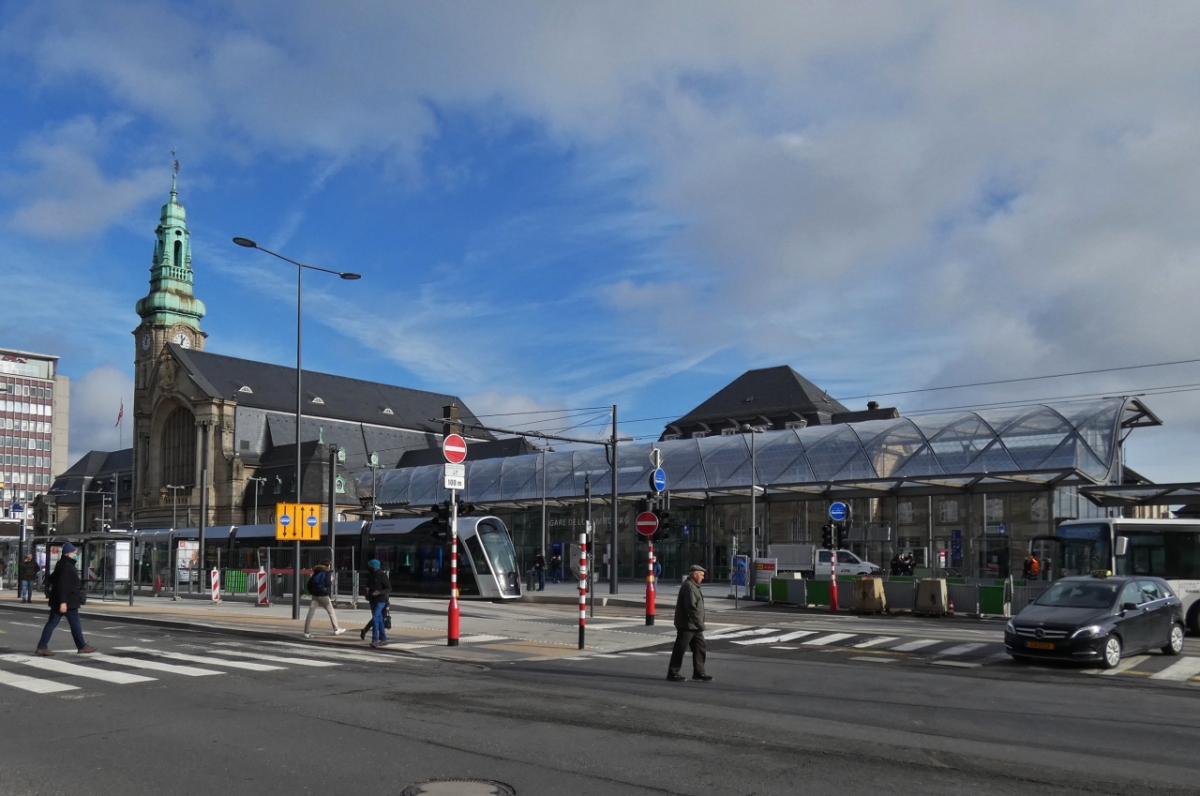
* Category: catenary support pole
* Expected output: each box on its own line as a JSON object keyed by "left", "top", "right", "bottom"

{"left": 199, "top": 468, "right": 207, "bottom": 590}
{"left": 578, "top": 530, "right": 587, "bottom": 649}
{"left": 448, "top": 489, "right": 460, "bottom": 646}
{"left": 293, "top": 264, "right": 303, "bottom": 621}
{"left": 610, "top": 404, "right": 618, "bottom": 595}
{"left": 585, "top": 474, "right": 595, "bottom": 619}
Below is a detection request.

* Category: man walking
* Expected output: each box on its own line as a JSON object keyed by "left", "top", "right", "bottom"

{"left": 18, "top": 553, "right": 40, "bottom": 603}
{"left": 35, "top": 543, "right": 96, "bottom": 656}
{"left": 364, "top": 559, "right": 391, "bottom": 648}
{"left": 533, "top": 550, "right": 546, "bottom": 591}
{"left": 303, "top": 559, "right": 346, "bottom": 639}
{"left": 667, "top": 564, "right": 711, "bottom": 682}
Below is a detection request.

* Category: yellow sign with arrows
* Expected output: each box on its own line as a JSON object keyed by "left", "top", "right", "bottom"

{"left": 275, "top": 502, "right": 322, "bottom": 541}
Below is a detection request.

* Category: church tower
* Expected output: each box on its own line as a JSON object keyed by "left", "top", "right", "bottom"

{"left": 132, "top": 167, "right": 207, "bottom": 380}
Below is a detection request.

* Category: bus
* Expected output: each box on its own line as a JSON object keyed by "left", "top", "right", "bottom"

{"left": 1031, "top": 519, "right": 1200, "bottom": 634}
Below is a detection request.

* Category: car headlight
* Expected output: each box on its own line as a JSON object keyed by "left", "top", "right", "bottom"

{"left": 1070, "top": 625, "right": 1104, "bottom": 639}
{"left": 1005, "top": 619, "right": 1016, "bottom": 634}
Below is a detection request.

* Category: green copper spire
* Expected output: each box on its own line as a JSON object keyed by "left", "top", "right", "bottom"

{"left": 135, "top": 162, "right": 206, "bottom": 329}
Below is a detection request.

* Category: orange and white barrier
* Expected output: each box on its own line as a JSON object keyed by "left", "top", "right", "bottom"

{"left": 210, "top": 568, "right": 220, "bottom": 603}
{"left": 256, "top": 566, "right": 269, "bottom": 606}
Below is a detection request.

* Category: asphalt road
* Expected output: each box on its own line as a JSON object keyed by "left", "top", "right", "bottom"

{"left": 1, "top": 610, "right": 1198, "bottom": 796}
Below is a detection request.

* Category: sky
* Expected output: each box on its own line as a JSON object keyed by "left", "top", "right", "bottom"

{"left": 3, "top": 1, "right": 1200, "bottom": 482}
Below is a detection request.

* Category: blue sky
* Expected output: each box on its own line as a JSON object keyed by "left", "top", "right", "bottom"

{"left": 4, "top": 1, "right": 1200, "bottom": 481}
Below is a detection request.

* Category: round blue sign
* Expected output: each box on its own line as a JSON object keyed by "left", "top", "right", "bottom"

{"left": 828, "top": 501, "right": 849, "bottom": 522}
{"left": 650, "top": 468, "right": 667, "bottom": 493}
{"left": 280, "top": 514, "right": 291, "bottom": 526}
{"left": 306, "top": 514, "right": 318, "bottom": 527}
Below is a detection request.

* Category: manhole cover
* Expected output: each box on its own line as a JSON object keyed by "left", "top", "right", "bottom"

{"left": 399, "top": 780, "right": 516, "bottom": 796}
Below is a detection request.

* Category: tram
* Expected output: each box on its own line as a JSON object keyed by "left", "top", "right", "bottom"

{"left": 128, "top": 514, "right": 522, "bottom": 601}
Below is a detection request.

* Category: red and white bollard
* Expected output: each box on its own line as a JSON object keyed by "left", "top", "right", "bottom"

{"left": 829, "top": 555, "right": 839, "bottom": 612}
{"left": 448, "top": 492, "right": 460, "bottom": 647}
{"left": 210, "top": 568, "right": 220, "bottom": 603}
{"left": 947, "top": 598, "right": 955, "bottom": 618}
{"left": 578, "top": 531, "right": 588, "bottom": 650}
{"left": 256, "top": 566, "right": 269, "bottom": 606}
{"left": 645, "top": 543, "right": 656, "bottom": 626}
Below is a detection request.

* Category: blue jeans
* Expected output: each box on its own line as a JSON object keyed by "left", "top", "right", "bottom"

{"left": 37, "top": 608, "right": 87, "bottom": 651}
{"left": 19, "top": 580, "right": 33, "bottom": 601}
{"left": 370, "top": 602, "right": 388, "bottom": 643}
{"left": 537, "top": 570, "right": 545, "bottom": 590}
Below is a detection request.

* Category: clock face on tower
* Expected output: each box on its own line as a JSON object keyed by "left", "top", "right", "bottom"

{"left": 140, "top": 333, "right": 150, "bottom": 351}
{"left": 172, "top": 332, "right": 192, "bottom": 349}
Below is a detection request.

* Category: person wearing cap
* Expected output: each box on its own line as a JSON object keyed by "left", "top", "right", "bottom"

{"left": 363, "top": 559, "right": 391, "bottom": 648}
{"left": 35, "top": 543, "right": 96, "bottom": 656}
{"left": 667, "top": 564, "right": 711, "bottom": 682}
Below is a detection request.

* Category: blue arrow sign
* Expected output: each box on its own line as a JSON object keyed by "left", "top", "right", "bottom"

{"left": 828, "top": 501, "right": 849, "bottom": 522}
{"left": 280, "top": 514, "right": 291, "bottom": 526}
{"left": 650, "top": 468, "right": 667, "bottom": 493}
{"left": 306, "top": 514, "right": 318, "bottom": 527}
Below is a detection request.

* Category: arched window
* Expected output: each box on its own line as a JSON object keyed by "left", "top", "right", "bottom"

{"left": 161, "top": 406, "right": 196, "bottom": 487}
{"left": 173, "top": 240, "right": 183, "bottom": 270}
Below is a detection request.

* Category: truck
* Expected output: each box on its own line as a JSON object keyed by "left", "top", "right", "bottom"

{"left": 768, "top": 543, "right": 881, "bottom": 580}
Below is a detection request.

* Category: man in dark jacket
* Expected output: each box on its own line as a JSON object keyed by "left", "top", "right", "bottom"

{"left": 533, "top": 551, "right": 546, "bottom": 591}
{"left": 18, "top": 553, "right": 40, "bottom": 603}
{"left": 667, "top": 564, "right": 711, "bottom": 682}
{"left": 365, "top": 559, "right": 391, "bottom": 648}
{"left": 35, "top": 543, "right": 96, "bottom": 656}
{"left": 303, "top": 559, "right": 346, "bottom": 639}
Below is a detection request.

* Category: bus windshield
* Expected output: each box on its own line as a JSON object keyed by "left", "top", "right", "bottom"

{"left": 1052, "top": 523, "right": 1111, "bottom": 577}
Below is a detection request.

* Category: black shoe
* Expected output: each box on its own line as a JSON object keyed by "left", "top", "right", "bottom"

{"left": 360, "top": 627, "right": 368, "bottom": 641}
{"left": 666, "top": 673, "right": 687, "bottom": 682}
{"left": 692, "top": 674, "right": 713, "bottom": 682}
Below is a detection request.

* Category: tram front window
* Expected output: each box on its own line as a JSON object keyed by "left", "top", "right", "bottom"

{"left": 477, "top": 521, "right": 518, "bottom": 585}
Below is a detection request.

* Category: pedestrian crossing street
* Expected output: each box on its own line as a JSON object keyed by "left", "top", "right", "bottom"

{"left": 561, "top": 624, "right": 1200, "bottom": 684}
{"left": 0, "top": 641, "right": 401, "bottom": 697}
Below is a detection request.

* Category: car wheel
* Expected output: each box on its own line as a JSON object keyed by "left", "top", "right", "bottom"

{"left": 1100, "top": 635, "right": 1122, "bottom": 670}
{"left": 1162, "top": 624, "right": 1185, "bottom": 656}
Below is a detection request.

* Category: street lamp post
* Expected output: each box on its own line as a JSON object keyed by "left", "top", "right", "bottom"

{"left": 248, "top": 477, "right": 267, "bottom": 525}
{"left": 741, "top": 424, "right": 763, "bottom": 590}
{"left": 233, "top": 236, "right": 360, "bottom": 620}
{"left": 538, "top": 443, "right": 555, "bottom": 578}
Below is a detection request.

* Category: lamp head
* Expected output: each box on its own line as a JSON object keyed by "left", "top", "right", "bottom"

{"left": 232, "top": 237, "right": 258, "bottom": 248}
{"left": 340, "top": 272, "right": 361, "bottom": 280}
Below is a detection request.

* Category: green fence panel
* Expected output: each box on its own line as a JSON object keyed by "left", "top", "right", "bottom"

{"left": 224, "top": 570, "right": 247, "bottom": 593}
{"left": 770, "top": 578, "right": 790, "bottom": 603}
{"left": 979, "top": 585, "right": 1006, "bottom": 615}
{"left": 807, "top": 579, "right": 829, "bottom": 606}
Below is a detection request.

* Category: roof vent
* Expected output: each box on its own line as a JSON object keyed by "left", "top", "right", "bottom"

{"left": 311, "top": 396, "right": 325, "bottom": 405}
{"left": 382, "top": 407, "right": 394, "bottom": 415}
{"left": 238, "top": 385, "right": 253, "bottom": 394}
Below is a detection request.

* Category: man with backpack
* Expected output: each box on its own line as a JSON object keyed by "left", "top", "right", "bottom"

{"left": 35, "top": 543, "right": 96, "bottom": 656}
{"left": 303, "top": 559, "right": 346, "bottom": 639}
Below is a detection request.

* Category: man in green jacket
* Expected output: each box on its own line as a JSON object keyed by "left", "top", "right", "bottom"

{"left": 667, "top": 564, "right": 712, "bottom": 682}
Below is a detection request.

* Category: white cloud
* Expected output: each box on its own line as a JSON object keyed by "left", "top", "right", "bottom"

{"left": 67, "top": 366, "right": 133, "bottom": 464}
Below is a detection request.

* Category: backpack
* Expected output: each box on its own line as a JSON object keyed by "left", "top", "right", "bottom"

{"left": 306, "top": 569, "right": 329, "bottom": 596}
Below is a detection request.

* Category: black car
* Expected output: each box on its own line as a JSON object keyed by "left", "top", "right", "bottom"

{"left": 1005, "top": 574, "right": 1186, "bottom": 669}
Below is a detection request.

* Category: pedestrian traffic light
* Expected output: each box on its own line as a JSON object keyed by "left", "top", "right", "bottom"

{"left": 636, "top": 498, "right": 650, "bottom": 514}
{"left": 821, "top": 525, "right": 833, "bottom": 549}
{"left": 651, "top": 508, "right": 671, "bottom": 541}
{"left": 836, "top": 524, "right": 848, "bottom": 549}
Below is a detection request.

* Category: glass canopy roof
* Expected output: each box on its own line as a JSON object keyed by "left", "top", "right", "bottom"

{"left": 366, "top": 397, "right": 1160, "bottom": 509}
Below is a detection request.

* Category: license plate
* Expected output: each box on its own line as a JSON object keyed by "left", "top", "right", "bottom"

{"left": 1026, "top": 641, "right": 1055, "bottom": 650}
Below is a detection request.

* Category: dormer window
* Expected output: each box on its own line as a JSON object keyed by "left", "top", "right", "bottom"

{"left": 311, "top": 396, "right": 325, "bottom": 405}
{"left": 238, "top": 385, "right": 253, "bottom": 394}
{"left": 382, "top": 407, "right": 394, "bottom": 415}
{"left": 721, "top": 427, "right": 737, "bottom": 436}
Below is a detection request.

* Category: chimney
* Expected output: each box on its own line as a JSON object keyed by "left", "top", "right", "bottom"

{"left": 867, "top": 401, "right": 879, "bottom": 411}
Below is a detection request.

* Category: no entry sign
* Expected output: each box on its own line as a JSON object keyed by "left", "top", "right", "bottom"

{"left": 442, "top": 433, "right": 467, "bottom": 464}
{"left": 635, "top": 511, "right": 659, "bottom": 537}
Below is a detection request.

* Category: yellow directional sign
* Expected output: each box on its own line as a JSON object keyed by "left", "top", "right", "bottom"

{"left": 275, "top": 502, "right": 323, "bottom": 541}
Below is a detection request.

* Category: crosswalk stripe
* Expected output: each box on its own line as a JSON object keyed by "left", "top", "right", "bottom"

{"left": 934, "top": 643, "right": 987, "bottom": 657}
{"left": 733, "top": 631, "right": 816, "bottom": 646}
{"left": 194, "top": 649, "right": 339, "bottom": 667}
{"left": 114, "top": 647, "right": 284, "bottom": 672}
{"left": 0, "top": 669, "right": 80, "bottom": 694}
{"left": 461, "top": 635, "right": 508, "bottom": 644}
{"left": 621, "top": 652, "right": 655, "bottom": 656}
{"left": 1149, "top": 657, "right": 1200, "bottom": 681}
{"left": 802, "top": 633, "right": 856, "bottom": 647}
{"left": 852, "top": 636, "right": 899, "bottom": 649}
{"left": 0, "top": 654, "right": 156, "bottom": 684}
{"left": 930, "top": 660, "right": 981, "bottom": 668}
{"left": 1094, "top": 654, "right": 1148, "bottom": 676}
{"left": 889, "top": 639, "right": 940, "bottom": 652}
{"left": 220, "top": 641, "right": 420, "bottom": 664}
{"left": 851, "top": 656, "right": 895, "bottom": 664}
{"left": 705, "top": 627, "right": 777, "bottom": 640}
{"left": 88, "top": 652, "right": 222, "bottom": 677}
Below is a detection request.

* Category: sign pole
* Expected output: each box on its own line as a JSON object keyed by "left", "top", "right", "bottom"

{"left": 448, "top": 488, "right": 460, "bottom": 646}
{"left": 578, "top": 530, "right": 587, "bottom": 649}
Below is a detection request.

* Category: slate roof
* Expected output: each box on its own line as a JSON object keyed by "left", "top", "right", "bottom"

{"left": 49, "top": 449, "right": 134, "bottom": 500}
{"left": 663, "top": 366, "right": 850, "bottom": 437}
{"left": 169, "top": 344, "right": 493, "bottom": 439}
{"left": 395, "top": 437, "right": 539, "bottom": 469}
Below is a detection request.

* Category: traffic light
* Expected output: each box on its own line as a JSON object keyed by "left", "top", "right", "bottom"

{"left": 636, "top": 498, "right": 651, "bottom": 514}
{"left": 651, "top": 508, "right": 671, "bottom": 541}
{"left": 835, "top": 524, "right": 848, "bottom": 549}
{"left": 821, "top": 524, "right": 833, "bottom": 549}
{"left": 430, "top": 501, "right": 452, "bottom": 537}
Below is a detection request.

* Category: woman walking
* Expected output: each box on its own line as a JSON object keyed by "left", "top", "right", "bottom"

{"left": 364, "top": 559, "right": 391, "bottom": 648}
